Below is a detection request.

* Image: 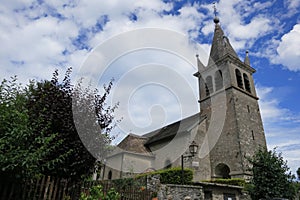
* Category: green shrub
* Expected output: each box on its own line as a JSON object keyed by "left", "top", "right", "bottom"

{"left": 291, "top": 182, "right": 300, "bottom": 195}
{"left": 137, "top": 167, "right": 193, "bottom": 185}
{"left": 80, "top": 185, "right": 120, "bottom": 200}
{"left": 159, "top": 167, "right": 193, "bottom": 184}
{"left": 80, "top": 185, "right": 103, "bottom": 200}
{"left": 151, "top": 191, "right": 158, "bottom": 198}
{"left": 104, "top": 188, "right": 120, "bottom": 200}
{"left": 203, "top": 178, "right": 245, "bottom": 186}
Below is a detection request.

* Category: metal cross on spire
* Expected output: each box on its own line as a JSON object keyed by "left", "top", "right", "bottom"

{"left": 213, "top": 2, "right": 217, "bottom": 17}
{"left": 213, "top": 2, "right": 220, "bottom": 24}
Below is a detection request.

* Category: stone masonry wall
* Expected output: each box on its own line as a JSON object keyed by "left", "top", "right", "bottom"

{"left": 147, "top": 175, "right": 203, "bottom": 200}
{"left": 146, "top": 175, "right": 251, "bottom": 200}
{"left": 159, "top": 184, "right": 203, "bottom": 200}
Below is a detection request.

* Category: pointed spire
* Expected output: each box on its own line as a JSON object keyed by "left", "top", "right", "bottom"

{"left": 244, "top": 50, "right": 250, "bottom": 66}
{"left": 208, "top": 4, "right": 240, "bottom": 66}
{"left": 196, "top": 54, "right": 205, "bottom": 72}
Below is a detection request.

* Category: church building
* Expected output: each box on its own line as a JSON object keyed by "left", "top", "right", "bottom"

{"left": 103, "top": 15, "right": 267, "bottom": 182}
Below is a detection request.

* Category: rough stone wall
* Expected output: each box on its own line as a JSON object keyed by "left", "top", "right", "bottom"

{"left": 208, "top": 85, "right": 266, "bottom": 179}
{"left": 232, "top": 88, "right": 266, "bottom": 174}
{"left": 146, "top": 175, "right": 252, "bottom": 200}
{"left": 207, "top": 88, "right": 245, "bottom": 178}
{"left": 146, "top": 174, "right": 161, "bottom": 193}
{"left": 146, "top": 175, "right": 203, "bottom": 200}
{"left": 159, "top": 184, "right": 203, "bottom": 200}
{"left": 202, "top": 183, "right": 246, "bottom": 200}
{"left": 197, "top": 59, "right": 267, "bottom": 180}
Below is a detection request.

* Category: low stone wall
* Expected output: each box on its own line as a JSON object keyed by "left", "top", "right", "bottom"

{"left": 146, "top": 174, "right": 161, "bottom": 192}
{"left": 146, "top": 174, "right": 251, "bottom": 200}
{"left": 146, "top": 175, "right": 202, "bottom": 200}
{"left": 158, "top": 184, "right": 203, "bottom": 200}
{"left": 198, "top": 182, "right": 249, "bottom": 200}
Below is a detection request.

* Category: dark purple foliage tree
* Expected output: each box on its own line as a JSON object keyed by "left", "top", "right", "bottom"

{"left": 26, "top": 68, "right": 118, "bottom": 179}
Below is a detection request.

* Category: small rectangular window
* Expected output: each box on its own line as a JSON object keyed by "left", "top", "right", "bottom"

{"left": 251, "top": 130, "right": 255, "bottom": 140}
{"left": 247, "top": 105, "right": 250, "bottom": 113}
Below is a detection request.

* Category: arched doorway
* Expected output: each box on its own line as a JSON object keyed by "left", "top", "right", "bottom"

{"left": 215, "top": 163, "right": 231, "bottom": 179}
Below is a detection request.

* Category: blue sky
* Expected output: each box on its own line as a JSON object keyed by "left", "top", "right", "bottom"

{"left": 1, "top": 0, "right": 300, "bottom": 175}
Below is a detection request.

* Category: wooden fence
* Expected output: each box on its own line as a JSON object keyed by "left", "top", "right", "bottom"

{"left": 82, "top": 178, "right": 152, "bottom": 200}
{"left": 0, "top": 176, "right": 152, "bottom": 200}
{"left": 0, "top": 176, "right": 79, "bottom": 200}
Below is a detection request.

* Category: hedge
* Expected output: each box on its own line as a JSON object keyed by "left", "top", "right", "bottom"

{"left": 137, "top": 167, "right": 193, "bottom": 185}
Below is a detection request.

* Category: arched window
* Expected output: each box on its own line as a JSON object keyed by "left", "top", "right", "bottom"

{"left": 243, "top": 73, "right": 251, "bottom": 93}
{"left": 235, "top": 69, "right": 243, "bottom": 89}
{"left": 215, "top": 163, "right": 231, "bottom": 179}
{"left": 164, "top": 159, "right": 172, "bottom": 169}
{"left": 214, "top": 70, "right": 223, "bottom": 91}
{"left": 108, "top": 170, "right": 112, "bottom": 180}
{"left": 205, "top": 76, "right": 213, "bottom": 96}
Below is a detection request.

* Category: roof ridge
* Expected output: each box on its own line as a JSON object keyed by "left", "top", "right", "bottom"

{"left": 127, "top": 133, "right": 148, "bottom": 139}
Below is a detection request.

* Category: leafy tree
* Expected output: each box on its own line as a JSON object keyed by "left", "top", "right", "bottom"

{"left": 0, "top": 77, "right": 62, "bottom": 180}
{"left": 247, "top": 148, "right": 296, "bottom": 199}
{"left": 0, "top": 68, "right": 118, "bottom": 181}
{"left": 297, "top": 167, "right": 300, "bottom": 180}
{"left": 26, "top": 68, "right": 118, "bottom": 179}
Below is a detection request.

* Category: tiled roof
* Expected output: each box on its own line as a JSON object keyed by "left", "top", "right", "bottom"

{"left": 116, "top": 113, "right": 206, "bottom": 155}
{"left": 117, "top": 134, "right": 151, "bottom": 155}
{"left": 144, "top": 113, "right": 205, "bottom": 146}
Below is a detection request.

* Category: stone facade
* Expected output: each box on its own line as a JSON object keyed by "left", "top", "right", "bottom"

{"left": 194, "top": 20, "right": 267, "bottom": 180}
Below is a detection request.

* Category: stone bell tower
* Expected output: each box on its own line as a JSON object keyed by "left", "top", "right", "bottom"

{"left": 194, "top": 15, "right": 267, "bottom": 179}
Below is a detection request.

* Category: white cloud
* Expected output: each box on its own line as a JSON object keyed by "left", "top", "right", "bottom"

{"left": 0, "top": 0, "right": 207, "bottom": 83}
{"left": 200, "top": 0, "right": 274, "bottom": 52}
{"left": 105, "top": 50, "right": 199, "bottom": 137}
{"left": 228, "top": 16, "right": 272, "bottom": 39}
{"left": 252, "top": 1, "right": 273, "bottom": 10}
{"left": 284, "top": 0, "right": 300, "bottom": 17}
{"left": 272, "top": 24, "right": 300, "bottom": 71}
{"left": 1, "top": 0, "right": 287, "bottom": 85}
{"left": 266, "top": 126, "right": 300, "bottom": 175}
{"left": 287, "top": 0, "right": 300, "bottom": 9}
{"left": 268, "top": 139, "right": 300, "bottom": 175}
{"left": 256, "top": 86, "right": 289, "bottom": 122}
